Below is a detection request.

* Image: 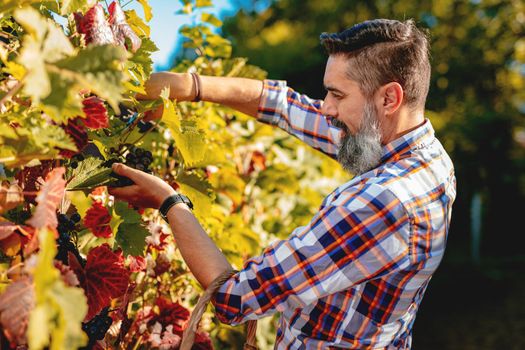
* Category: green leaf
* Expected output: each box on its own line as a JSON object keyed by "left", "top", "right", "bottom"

{"left": 129, "top": 36, "right": 158, "bottom": 81}
{"left": 136, "top": 0, "right": 153, "bottom": 22}
{"left": 126, "top": 9, "right": 150, "bottom": 37}
{"left": 160, "top": 87, "right": 181, "bottom": 131}
{"left": 201, "top": 13, "right": 222, "bottom": 27}
{"left": 196, "top": 0, "right": 213, "bottom": 8}
{"left": 52, "top": 44, "right": 128, "bottom": 114}
{"left": 113, "top": 201, "right": 147, "bottom": 256}
{"left": 205, "top": 34, "right": 232, "bottom": 58}
{"left": 174, "top": 121, "right": 207, "bottom": 166}
{"left": 66, "top": 157, "right": 113, "bottom": 191}
{"left": 28, "top": 228, "right": 88, "bottom": 350}
{"left": 115, "top": 223, "right": 148, "bottom": 256}
{"left": 40, "top": 71, "right": 84, "bottom": 121}
{"left": 32, "top": 124, "right": 77, "bottom": 151}
{"left": 60, "top": 0, "right": 95, "bottom": 16}
{"left": 176, "top": 172, "right": 214, "bottom": 221}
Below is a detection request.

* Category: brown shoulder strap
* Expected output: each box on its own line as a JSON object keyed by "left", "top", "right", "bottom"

{"left": 181, "top": 270, "right": 258, "bottom": 350}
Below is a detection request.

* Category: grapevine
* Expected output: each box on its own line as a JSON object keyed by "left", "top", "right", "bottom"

{"left": 0, "top": 0, "right": 345, "bottom": 349}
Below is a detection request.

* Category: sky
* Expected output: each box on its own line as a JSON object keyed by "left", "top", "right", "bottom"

{"left": 126, "top": 0, "right": 238, "bottom": 71}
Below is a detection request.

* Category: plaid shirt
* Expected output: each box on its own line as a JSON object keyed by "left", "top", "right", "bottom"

{"left": 213, "top": 80, "right": 456, "bottom": 349}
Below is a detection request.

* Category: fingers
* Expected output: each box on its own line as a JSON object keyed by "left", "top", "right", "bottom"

{"left": 143, "top": 105, "right": 163, "bottom": 121}
{"left": 111, "top": 163, "right": 143, "bottom": 183}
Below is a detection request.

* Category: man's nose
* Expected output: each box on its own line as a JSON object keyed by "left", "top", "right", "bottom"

{"left": 320, "top": 97, "right": 337, "bottom": 118}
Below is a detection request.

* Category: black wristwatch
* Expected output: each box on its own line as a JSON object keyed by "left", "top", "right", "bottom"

{"left": 159, "top": 193, "right": 193, "bottom": 221}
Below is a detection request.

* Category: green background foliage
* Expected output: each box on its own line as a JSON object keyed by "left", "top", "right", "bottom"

{"left": 219, "top": 0, "right": 525, "bottom": 348}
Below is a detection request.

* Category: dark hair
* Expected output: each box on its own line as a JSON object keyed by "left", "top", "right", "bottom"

{"left": 320, "top": 19, "right": 431, "bottom": 110}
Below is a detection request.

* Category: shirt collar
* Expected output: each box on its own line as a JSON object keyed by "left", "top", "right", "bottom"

{"left": 380, "top": 119, "right": 436, "bottom": 164}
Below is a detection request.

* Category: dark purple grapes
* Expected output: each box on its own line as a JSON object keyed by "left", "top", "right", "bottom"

{"left": 108, "top": 146, "right": 153, "bottom": 187}
{"left": 55, "top": 212, "right": 85, "bottom": 267}
{"left": 71, "top": 212, "right": 81, "bottom": 223}
{"left": 81, "top": 307, "right": 113, "bottom": 349}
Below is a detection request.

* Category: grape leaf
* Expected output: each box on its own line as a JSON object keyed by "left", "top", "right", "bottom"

{"left": 80, "top": 96, "right": 109, "bottom": 129}
{"left": 0, "top": 276, "right": 35, "bottom": 345}
{"left": 176, "top": 172, "right": 214, "bottom": 221}
{"left": 60, "top": 118, "right": 88, "bottom": 158}
{"left": 126, "top": 9, "right": 150, "bottom": 37}
{"left": 84, "top": 201, "right": 112, "bottom": 238}
{"left": 69, "top": 243, "right": 130, "bottom": 320}
{"left": 0, "top": 220, "right": 19, "bottom": 240}
{"left": 128, "top": 36, "right": 158, "bottom": 81}
{"left": 14, "top": 7, "right": 75, "bottom": 108}
{"left": 115, "top": 223, "right": 149, "bottom": 256}
{"left": 32, "top": 124, "right": 77, "bottom": 151}
{"left": 28, "top": 228, "right": 88, "bottom": 350}
{"left": 53, "top": 44, "right": 128, "bottom": 115}
{"left": 113, "top": 201, "right": 148, "bottom": 256}
{"left": 60, "top": 0, "right": 95, "bottom": 16}
{"left": 27, "top": 167, "right": 66, "bottom": 230}
{"left": 136, "top": 0, "right": 153, "bottom": 22}
{"left": 196, "top": 0, "right": 213, "bottom": 7}
{"left": 160, "top": 87, "right": 181, "bottom": 130}
{"left": 175, "top": 121, "right": 207, "bottom": 166}
{"left": 66, "top": 157, "right": 113, "bottom": 191}
{"left": 201, "top": 13, "right": 222, "bottom": 27}
{"left": 109, "top": 1, "right": 142, "bottom": 53}
{"left": 0, "top": 182, "right": 23, "bottom": 214}
{"left": 159, "top": 90, "right": 206, "bottom": 166}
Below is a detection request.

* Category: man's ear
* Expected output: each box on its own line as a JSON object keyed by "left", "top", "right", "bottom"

{"left": 378, "top": 82, "right": 404, "bottom": 116}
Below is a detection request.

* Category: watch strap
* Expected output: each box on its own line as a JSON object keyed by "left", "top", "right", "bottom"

{"left": 159, "top": 193, "right": 193, "bottom": 221}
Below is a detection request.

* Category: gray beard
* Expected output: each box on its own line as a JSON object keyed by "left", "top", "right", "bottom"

{"left": 332, "top": 103, "right": 383, "bottom": 175}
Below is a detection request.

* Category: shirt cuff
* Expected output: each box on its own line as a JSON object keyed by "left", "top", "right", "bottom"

{"left": 256, "top": 79, "right": 289, "bottom": 126}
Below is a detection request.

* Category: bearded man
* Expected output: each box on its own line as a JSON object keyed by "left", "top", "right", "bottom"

{"left": 110, "top": 19, "right": 456, "bottom": 349}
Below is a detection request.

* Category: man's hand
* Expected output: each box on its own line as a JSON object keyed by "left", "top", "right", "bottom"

{"left": 108, "top": 163, "right": 176, "bottom": 209}
{"left": 137, "top": 72, "right": 194, "bottom": 101}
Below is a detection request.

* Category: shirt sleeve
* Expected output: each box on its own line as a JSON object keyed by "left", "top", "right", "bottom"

{"left": 212, "top": 183, "right": 411, "bottom": 325}
{"left": 256, "top": 79, "right": 343, "bottom": 159}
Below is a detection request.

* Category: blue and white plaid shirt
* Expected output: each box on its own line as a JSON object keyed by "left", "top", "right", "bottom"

{"left": 213, "top": 80, "right": 456, "bottom": 349}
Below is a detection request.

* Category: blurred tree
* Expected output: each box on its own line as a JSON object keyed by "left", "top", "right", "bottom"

{"left": 223, "top": 0, "right": 525, "bottom": 260}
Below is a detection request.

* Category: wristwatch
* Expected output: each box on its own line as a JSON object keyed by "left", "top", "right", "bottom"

{"left": 159, "top": 193, "right": 193, "bottom": 221}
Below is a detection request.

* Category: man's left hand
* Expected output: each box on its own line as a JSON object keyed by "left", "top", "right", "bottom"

{"left": 108, "top": 163, "right": 177, "bottom": 209}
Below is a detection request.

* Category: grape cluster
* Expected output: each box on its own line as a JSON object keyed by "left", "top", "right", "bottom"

{"left": 56, "top": 213, "right": 85, "bottom": 266}
{"left": 70, "top": 153, "right": 85, "bottom": 169}
{"left": 81, "top": 307, "right": 113, "bottom": 349}
{"left": 108, "top": 146, "right": 153, "bottom": 187}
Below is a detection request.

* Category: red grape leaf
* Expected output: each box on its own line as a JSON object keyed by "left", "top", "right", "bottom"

{"left": 0, "top": 220, "right": 19, "bottom": 240}
{"left": 151, "top": 297, "right": 189, "bottom": 333}
{"left": 0, "top": 276, "right": 35, "bottom": 345}
{"left": 26, "top": 168, "right": 66, "bottom": 230}
{"left": 69, "top": 244, "right": 130, "bottom": 320}
{"left": 54, "top": 261, "right": 80, "bottom": 287}
{"left": 0, "top": 182, "right": 23, "bottom": 214}
{"left": 60, "top": 118, "right": 88, "bottom": 158}
{"left": 128, "top": 255, "right": 146, "bottom": 272}
{"left": 74, "top": 4, "right": 116, "bottom": 46}
{"left": 84, "top": 201, "right": 112, "bottom": 238}
{"left": 108, "top": 1, "right": 141, "bottom": 52}
{"left": 81, "top": 96, "right": 109, "bottom": 129}
{"left": 15, "top": 161, "right": 55, "bottom": 204}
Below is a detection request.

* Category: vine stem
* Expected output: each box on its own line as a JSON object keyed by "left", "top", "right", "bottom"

{"left": 0, "top": 79, "right": 23, "bottom": 113}
{"left": 121, "top": 0, "right": 134, "bottom": 8}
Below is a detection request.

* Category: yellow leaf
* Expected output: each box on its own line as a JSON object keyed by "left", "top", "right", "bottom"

{"left": 136, "top": 0, "right": 153, "bottom": 22}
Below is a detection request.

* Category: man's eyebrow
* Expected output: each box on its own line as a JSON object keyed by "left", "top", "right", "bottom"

{"left": 324, "top": 85, "right": 345, "bottom": 94}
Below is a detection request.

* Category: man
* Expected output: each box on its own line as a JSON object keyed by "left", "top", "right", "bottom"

{"left": 110, "top": 19, "right": 456, "bottom": 349}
